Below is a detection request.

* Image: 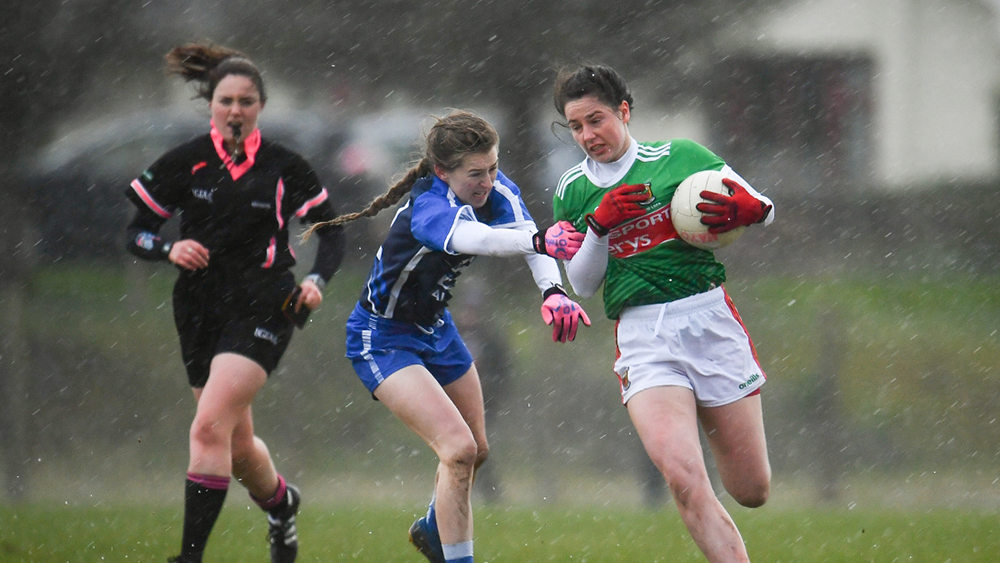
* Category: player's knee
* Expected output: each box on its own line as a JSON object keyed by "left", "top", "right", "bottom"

{"left": 189, "top": 418, "right": 228, "bottom": 450}
{"left": 439, "top": 435, "right": 479, "bottom": 476}
{"left": 654, "top": 456, "right": 711, "bottom": 509}
{"left": 726, "top": 462, "right": 770, "bottom": 508}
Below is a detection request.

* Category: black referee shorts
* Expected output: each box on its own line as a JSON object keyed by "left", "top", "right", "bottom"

{"left": 173, "top": 270, "right": 295, "bottom": 388}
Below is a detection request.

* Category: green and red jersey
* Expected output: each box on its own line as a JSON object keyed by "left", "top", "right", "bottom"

{"left": 553, "top": 139, "right": 732, "bottom": 319}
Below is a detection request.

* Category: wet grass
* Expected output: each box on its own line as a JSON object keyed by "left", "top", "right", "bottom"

{"left": 1, "top": 501, "right": 997, "bottom": 562}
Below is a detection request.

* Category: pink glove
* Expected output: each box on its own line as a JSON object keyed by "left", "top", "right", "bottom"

{"left": 696, "top": 178, "right": 771, "bottom": 234}
{"left": 540, "top": 292, "right": 591, "bottom": 343}
{"left": 532, "top": 221, "right": 585, "bottom": 260}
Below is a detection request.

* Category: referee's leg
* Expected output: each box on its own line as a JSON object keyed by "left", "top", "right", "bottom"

{"left": 190, "top": 353, "right": 268, "bottom": 475}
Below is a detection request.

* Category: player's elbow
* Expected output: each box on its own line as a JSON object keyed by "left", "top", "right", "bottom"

{"left": 565, "top": 274, "right": 600, "bottom": 299}
{"left": 570, "top": 284, "right": 597, "bottom": 299}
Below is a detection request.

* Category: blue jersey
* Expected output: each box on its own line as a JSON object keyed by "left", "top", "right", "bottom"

{"left": 359, "top": 170, "right": 534, "bottom": 325}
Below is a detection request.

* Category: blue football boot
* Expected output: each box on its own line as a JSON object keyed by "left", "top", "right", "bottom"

{"left": 408, "top": 515, "right": 445, "bottom": 563}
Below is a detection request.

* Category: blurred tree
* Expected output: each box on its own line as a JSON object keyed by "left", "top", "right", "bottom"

{"left": 0, "top": 0, "right": 52, "bottom": 503}
{"left": 190, "top": 0, "right": 784, "bottom": 212}
{"left": 0, "top": 0, "right": 162, "bottom": 501}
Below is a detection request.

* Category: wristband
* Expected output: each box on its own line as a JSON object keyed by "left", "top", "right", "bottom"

{"left": 584, "top": 214, "right": 610, "bottom": 237}
{"left": 542, "top": 284, "right": 567, "bottom": 300}
{"left": 303, "top": 273, "right": 327, "bottom": 292}
{"left": 531, "top": 232, "right": 546, "bottom": 254}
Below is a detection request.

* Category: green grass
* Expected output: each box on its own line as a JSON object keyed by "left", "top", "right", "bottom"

{"left": 1, "top": 502, "right": 997, "bottom": 562}
{"left": 10, "top": 264, "right": 1000, "bottom": 562}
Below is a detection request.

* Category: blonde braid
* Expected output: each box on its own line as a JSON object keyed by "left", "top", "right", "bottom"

{"left": 300, "top": 159, "right": 431, "bottom": 241}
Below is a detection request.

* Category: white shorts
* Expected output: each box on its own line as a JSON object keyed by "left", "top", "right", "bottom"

{"left": 614, "top": 286, "right": 766, "bottom": 407}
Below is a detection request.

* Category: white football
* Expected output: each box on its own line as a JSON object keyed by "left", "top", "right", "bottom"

{"left": 670, "top": 169, "right": 745, "bottom": 250}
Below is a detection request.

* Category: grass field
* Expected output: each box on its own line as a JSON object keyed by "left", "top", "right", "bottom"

{"left": 1, "top": 501, "right": 997, "bottom": 562}
{"left": 8, "top": 265, "right": 1000, "bottom": 562}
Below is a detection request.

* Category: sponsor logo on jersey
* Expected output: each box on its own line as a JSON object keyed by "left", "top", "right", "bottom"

{"left": 254, "top": 327, "right": 279, "bottom": 345}
{"left": 738, "top": 373, "right": 761, "bottom": 390}
{"left": 191, "top": 161, "right": 208, "bottom": 175}
{"left": 192, "top": 187, "right": 215, "bottom": 203}
{"left": 607, "top": 205, "right": 678, "bottom": 258}
{"left": 251, "top": 200, "right": 272, "bottom": 209}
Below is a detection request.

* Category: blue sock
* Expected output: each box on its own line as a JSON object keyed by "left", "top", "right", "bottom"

{"left": 443, "top": 540, "right": 473, "bottom": 563}
{"left": 426, "top": 497, "right": 438, "bottom": 533}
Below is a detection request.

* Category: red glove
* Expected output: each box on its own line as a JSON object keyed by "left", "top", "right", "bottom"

{"left": 540, "top": 290, "right": 591, "bottom": 343}
{"left": 532, "top": 221, "right": 585, "bottom": 260}
{"left": 696, "top": 178, "right": 772, "bottom": 234}
{"left": 584, "top": 183, "right": 650, "bottom": 236}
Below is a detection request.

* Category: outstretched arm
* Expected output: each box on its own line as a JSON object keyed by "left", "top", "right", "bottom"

{"left": 449, "top": 219, "right": 583, "bottom": 259}
{"left": 564, "top": 230, "right": 609, "bottom": 299}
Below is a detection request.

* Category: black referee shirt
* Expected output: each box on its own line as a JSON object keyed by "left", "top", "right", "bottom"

{"left": 125, "top": 132, "right": 344, "bottom": 284}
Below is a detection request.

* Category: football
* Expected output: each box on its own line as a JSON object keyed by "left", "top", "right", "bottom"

{"left": 670, "top": 169, "right": 746, "bottom": 250}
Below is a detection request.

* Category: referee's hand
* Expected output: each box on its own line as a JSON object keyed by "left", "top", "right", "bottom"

{"left": 297, "top": 279, "right": 323, "bottom": 312}
{"left": 168, "top": 239, "right": 210, "bottom": 270}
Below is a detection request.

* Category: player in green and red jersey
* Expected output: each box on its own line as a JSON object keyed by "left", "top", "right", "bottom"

{"left": 552, "top": 65, "right": 773, "bottom": 563}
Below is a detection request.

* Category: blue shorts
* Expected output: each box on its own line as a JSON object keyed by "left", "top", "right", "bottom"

{"left": 345, "top": 303, "right": 474, "bottom": 394}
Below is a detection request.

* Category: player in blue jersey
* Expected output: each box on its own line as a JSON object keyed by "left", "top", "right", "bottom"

{"left": 305, "top": 110, "right": 589, "bottom": 563}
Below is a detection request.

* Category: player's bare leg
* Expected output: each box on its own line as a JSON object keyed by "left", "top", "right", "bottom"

{"left": 189, "top": 353, "right": 267, "bottom": 478}
{"left": 175, "top": 353, "right": 267, "bottom": 563}
{"left": 192, "top": 359, "right": 284, "bottom": 502}
{"left": 375, "top": 365, "right": 479, "bottom": 547}
{"left": 230, "top": 427, "right": 279, "bottom": 500}
{"left": 627, "top": 386, "right": 750, "bottom": 563}
{"left": 443, "top": 364, "right": 489, "bottom": 472}
{"left": 698, "top": 393, "right": 770, "bottom": 508}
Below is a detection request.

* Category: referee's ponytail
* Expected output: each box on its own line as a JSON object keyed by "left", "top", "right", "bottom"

{"left": 302, "top": 110, "right": 499, "bottom": 241}
{"left": 165, "top": 41, "right": 267, "bottom": 104}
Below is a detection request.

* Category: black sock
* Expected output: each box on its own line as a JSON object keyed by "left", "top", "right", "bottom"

{"left": 179, "top": 474, "right": 230, "bottom": 562}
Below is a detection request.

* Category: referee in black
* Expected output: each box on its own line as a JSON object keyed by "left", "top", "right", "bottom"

{"left": 124, "top": 42, "right": 345, "bottom": 563}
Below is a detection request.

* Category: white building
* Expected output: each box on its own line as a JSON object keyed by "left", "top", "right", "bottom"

{"left": 715, "top": 0, "right": 1000, "bottom": 192}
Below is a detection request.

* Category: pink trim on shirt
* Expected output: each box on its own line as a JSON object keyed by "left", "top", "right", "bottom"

{"left": 130, "top": 179, "right": 172, "bottom": 218}
{"left": 210, "top": 120, "right": 261, "bottom": 181}
{"left": 262, "top": 236, "right": 276, "bottom": 268}
{"left": 294, "top": 187, "right": 329, "bottom": 217}
{"left": 275, "top": 178, "right": 286, "bottom": 229}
